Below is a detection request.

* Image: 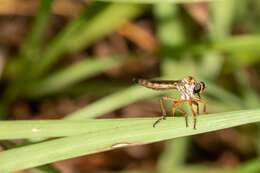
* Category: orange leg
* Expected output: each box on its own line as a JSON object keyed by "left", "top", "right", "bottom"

{"left": 160, "top": 97, "right": 167, "bottom": 117}
{"left": 196, "top": 99, "right": 207, "bottom": 114}
{"left": 172, "top": 100, "right": 188, "bottom": 127}
{"left": 153, "top": 96, "right": 179, "bottom": 128}
{"left": 176, "top": 107, "right": 188, "bottom": 127}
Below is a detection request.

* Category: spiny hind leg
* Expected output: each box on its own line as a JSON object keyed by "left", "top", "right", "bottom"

{"left": 159, "top": 97, "right": 167, "bottom": 117}
{"left": 153, "top": 96, "right": 177, "bottom": 127}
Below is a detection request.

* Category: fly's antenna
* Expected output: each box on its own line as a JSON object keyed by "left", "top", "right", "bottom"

{"left": 132, "top": 78, "right": 147, "bottom": 85}
{"left": 133, "top": 78, "right": 150, "bottom": 86}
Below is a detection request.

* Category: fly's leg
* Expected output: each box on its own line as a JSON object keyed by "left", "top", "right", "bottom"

{"left": 192, "top": 101, "right": 199, "bottom": 114}
{"left": 176, "top": 107, "right": 188, "bottom": 127}
{"left": 196, "top": 99, "right": 207, "bottom": 114}
{"left": 203, "top": 102, "right": 207, "bottom": 114}
{"left": 160, "top": 97, "right": 167, "bottom": 117}
{"left": 188, "top": 99, "right": 197, "bottom": 130}
{"left": 172, "top": 100, "right": 188, "bottom": 127}
{"left": 153, "top": 96, "right": 176, "bottom": 128}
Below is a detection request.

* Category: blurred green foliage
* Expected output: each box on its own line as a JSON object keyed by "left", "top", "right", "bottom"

{"left": 0, "top": 0, "right": 260, "bottom": 173}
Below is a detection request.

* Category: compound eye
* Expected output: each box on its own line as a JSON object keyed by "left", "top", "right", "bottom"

{"left": 194, "top": 83, "right": 201, "bottom": 93}
{"left": 200, "top": 82, "right": 206, "bottom": 92}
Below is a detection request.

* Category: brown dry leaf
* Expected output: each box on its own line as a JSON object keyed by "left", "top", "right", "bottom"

{"left": 13, "top": 171, "right": 29, "bottom": 173}
{"left": 217, "top": 151, "right": 239, "bottom": 168}
{"left": 0, "top": 17, "right": 29, "bottom": 45}
{"left": 194, "top": 128, "right": 239, "bottom": 153}
{"left": 184, "top": 2, "right": 209, "bottom": 27}
{"left": 54, "top": 152, "right": 117, "bottom": 173}
{"left": 0, "top": 0, "right": 84, "bottom": 17}
{"left": 118, "top": 22, "right": 158, "bottom": 52}
{"left": 11, "top": 101, "right": 32, "bottom": 119}
{"left": 0, "top": 48, "right": 7, "bottom": 77}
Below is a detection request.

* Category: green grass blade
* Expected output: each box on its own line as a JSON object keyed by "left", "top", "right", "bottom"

{"left": 28, "top": 56, "right": 123, "bottom": 97}
{"left": 235, "top": 158, "right": 260, "bottom": 173}
{"left": 0, "top": 109, "right": 260, "bottom": 172}
{"left": 66, "top": 85, "right": 163, "bottom": 119}
{"left": 20, "top": 0, "right": 53, "bottom": 60}
{"left": 0, "top": 0, "right": 54, "bottom": 119}
{"left": 209, "top": 0, "right": 235, "bottom": 40}
{"left": 36, "top": 2, "right": 143, "bottom": 77}
{"left": 0, "top": 119, "right": 159, "bottom": 139}
{"left": 153, "top": 3, "right": 185, "bottom": 48}
{"left": 191, "top": 35, "right": 260, "bottom": 66}
{"left": 67, "top": 3, "right": 144, "bottom": 52}
{"left": 179, "top": 166, "right": 231, "bottom": 173}
{"left": 206, "top": 82, "right": 244, "bottom": 108}
{"left": 214, "top": 35, "right": 260, "bottom": 52}
{"left": 213, "top": 35, "right": 260, "bottom": 64}
{"left": 62, "top": 81, "right": 128, "bottom": 97}
{"left": 34, "top": 2, "right": 109, "bottom": 77}
{"left": 157, "top": 138, "right": 189, "bottom": 173}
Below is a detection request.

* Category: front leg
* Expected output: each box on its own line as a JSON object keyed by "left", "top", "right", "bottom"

{"left": 192, "top": 101, "right": 199, "bottom": 114}
{"left": 195, "top": 99, "right": 207, "bottom": 114}
{"left": 202, "top": 101, "right": 207, "bottom": 114}
{"left": 188, "top": 99, "right": 197, "bottom": 129}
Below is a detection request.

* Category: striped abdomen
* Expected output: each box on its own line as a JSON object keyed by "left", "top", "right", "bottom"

{"left": 136, "top": 79, "right": 178, "bottom": 90}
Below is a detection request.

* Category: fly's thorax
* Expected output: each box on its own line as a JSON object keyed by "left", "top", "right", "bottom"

{"left": 177, "top": 77, "right": 197, "bottom": 100}
{"left": 176, "top": 84, "right": 190, "bottom": 100}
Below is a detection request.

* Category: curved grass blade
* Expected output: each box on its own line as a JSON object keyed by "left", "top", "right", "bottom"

{"left": 33, "top": 2, "right": 109, "bottom": 77}
{"left": 36, "top": 2, "right": 143, "bottom": 77}
{"left": 0, "top": 0, "right": 54, "bottom": 119}
{"left": 209, "top": 0, "right": 235, "bottom": 40}
{"left": 20, "top": 0, "right": 53, "bottom": 61}
{"left": 157, "top": 138, "right": 189, "bottom": 173}
{"left": 205, "top": 82, "right": 244, "bottom": 108}
{"left": 66, "top": 85, "right": 164, "bottom": 119}
{"left": 0, "top": 119, "right": 156, "bottom": 140}
{"left": 28, "top": 56, "right": 123, "bottom": 97}
{"left": 68, "top": 3, "right": 144, "bottom": 52}
{"left": 0, "top": 109, "right": 260, "bottom": 172}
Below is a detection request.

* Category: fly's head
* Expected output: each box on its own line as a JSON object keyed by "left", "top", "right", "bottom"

{"left": 193, "top": 81, "right": 206, "bottom": 98}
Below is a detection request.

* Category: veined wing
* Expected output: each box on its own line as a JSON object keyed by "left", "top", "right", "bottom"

{"left": 135, "top": 79, "right": 179, "bottom": 90}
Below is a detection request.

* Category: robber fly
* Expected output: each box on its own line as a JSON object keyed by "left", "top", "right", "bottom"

{"left": 135, "top": 76, "right": 207, "bottom": 129}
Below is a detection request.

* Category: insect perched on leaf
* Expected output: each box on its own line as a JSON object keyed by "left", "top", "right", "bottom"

{"left": 135, "top": 76, "right": 207, "bottom": 129}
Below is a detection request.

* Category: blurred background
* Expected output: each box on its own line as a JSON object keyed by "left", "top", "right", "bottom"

{"left": 0, "top": 0, "right": 260, "bottom": 173}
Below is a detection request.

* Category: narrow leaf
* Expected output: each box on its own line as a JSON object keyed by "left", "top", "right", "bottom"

{"left": 28, "top": 56, "right": 123, "bottom": 97}
{"left": 0, "top": 109, "right": 260, "bottom": 172}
